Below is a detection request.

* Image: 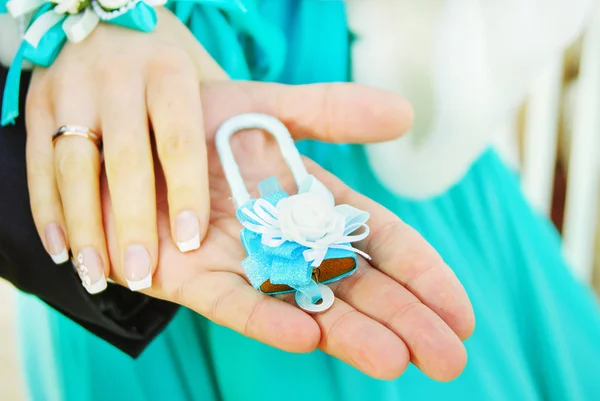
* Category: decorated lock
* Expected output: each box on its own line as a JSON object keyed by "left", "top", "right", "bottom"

{"left": 216, "top": 113, "right": 371, "bottom": 313}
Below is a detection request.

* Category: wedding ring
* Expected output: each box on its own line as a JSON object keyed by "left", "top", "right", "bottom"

{"left": 295, "top": 284, "right": 335, "bottom": 313}
{"left": 52, "top": 126, "right": 102, "bottom": 150}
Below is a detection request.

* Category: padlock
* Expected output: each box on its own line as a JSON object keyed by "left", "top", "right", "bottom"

{"left": 216, "top": 113, "right": 370, "bottom": 313}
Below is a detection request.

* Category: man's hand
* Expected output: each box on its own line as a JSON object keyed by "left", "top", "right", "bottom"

{"left": 102, "top": 80, "right": 475, "bottom": 381}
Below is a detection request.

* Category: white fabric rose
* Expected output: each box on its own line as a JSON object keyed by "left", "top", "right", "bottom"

{"left": 238, "top": 175, "right": 371, "bottom": 267}
{"left": 276, "top": 193, "right": 346, "bottom": 247}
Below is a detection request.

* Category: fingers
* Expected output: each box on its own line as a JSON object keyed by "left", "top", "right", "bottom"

{"left": 147, "top": 59, "right": 209, "bottom": 253}
{"left": 331, "top": 264, "right": 467, "bottom": 381}
{"left": 310, "top": 296, "right": 410, "bottom": 380}
{"left": 54, "top": 135, "right": 108, "bottom": 294}
{"left": 101, "top": 75, "right": 157, "bottom": 291}
{"left": 201, "top": 81, "right": 414, "bottom": 143}
{"left": 310, "top": 161, "right": 476, "bottom": 341}
{"left": 25, "top": 77, "right": 69, "bottom": 265}
{"left": 48, "top": 72, "right": 109, "bottom": 294}
{"left": 179, "top": 271, "right": 321, "bottom": 353}
{"left": 359, "top": 204, "right": 476, "bottom": 341}
{"left": 276, "top": 290, "right": 411, "bottom": 380}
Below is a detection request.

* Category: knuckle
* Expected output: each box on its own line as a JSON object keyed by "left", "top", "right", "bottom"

{"left": 170, "top": 278, "right": 189, "bottom": 306}
{"left": 398, "top": 241, "right": 443, "bottom": 285}
{"left": 243, "top": 297, "right": 267, "bottom": 338}
{"left": 49, "top": 64, "right": 88, "bottom": 93}
{"left": 364, "top": 220, "right": 404, "bottom": 265}
{"left": 105, "top": 142, "right": 148, "bottom": 176}
{"left": 168, "top": 183, "right": 199, "bottom": 205}
{"left": 407, "top": 255, "right": 439, "bottom": 284}
{"left": 25, "top": 86, "right": 48, "bottom": 115}
{"left": 29, "top": 197, "right": 56, "bottom": 221}
{"left": 114, "top": 214, "right": 153, "bottom": 234}
{"left": 97, "top": 59, "right": 134, "bottom": 84}
{"left": 28, "top": 158, "right": 53, "bottom": 181}
{"left": 207, "top": 286, "right": 237, "bottom": 324}
{"left": 150, "top": 48, "right": 194, "bottom": 77}
{"left": 367, "top": 220, "right": 404, "bottom": 253}
{"left": 64, "top": 215, "right": 100, "bottom": 235}
{"left": 320, "top": 83, "right": 336, "bottom": 140}
{"left": 28, "top": 169, "right": 57, "bottom": 216}
{"left": 335, "top": 265, "right": 373, "bottom": 299}
{"left": 158, "top": 132, "right": 194, "bottom": 160}
{"left": 383, "top": 299, "right": 423, "bottom": 331}
{"left": 326, "top": 309, "right": 359, "bottom": 339}
{"left": 56, "top": 149, "right": 96, "bottom": 180}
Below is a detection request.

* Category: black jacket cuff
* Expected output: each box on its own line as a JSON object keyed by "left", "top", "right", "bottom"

{"left": 0, "top": 65, "right": 179, "bottom": 358}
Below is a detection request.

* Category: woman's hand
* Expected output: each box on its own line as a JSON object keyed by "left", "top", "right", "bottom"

{"left": 26, "top": 8, "right": 225, "bottom": 292}
{"left": 102, "top": 79, "right": 475, "bottom": 382}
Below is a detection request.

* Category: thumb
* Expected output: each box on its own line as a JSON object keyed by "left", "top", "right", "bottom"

{"left": 201, "top": 81, "right": 414, "bottom": 143}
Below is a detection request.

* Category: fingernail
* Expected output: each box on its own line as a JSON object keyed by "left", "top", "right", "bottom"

{"left": 175, "top": 210, "right": 200, "bottom": 252}
{"left": 75, "top": 248, "right": 107, "bottom": 294}
{"left": 124, "top": 244, "right": 152, "bottom": 291}
{"left": 45, "top": 223, "right": 68, "bottom": 264}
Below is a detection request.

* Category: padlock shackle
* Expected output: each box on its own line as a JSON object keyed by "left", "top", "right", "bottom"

{"left": 215, "top": 113, "right": 309, "bottom": 208}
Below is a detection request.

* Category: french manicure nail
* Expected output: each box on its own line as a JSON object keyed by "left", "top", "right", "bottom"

{"left": 124, "top": 244, "right": 152, "bottom": 291}
{"left": 75, "top": 247, "right": 107, "bottom": 294}
{"left": 175, "top": 210, "right": 200, "bottom": 252}
{"left": 45, "top": 223, "right": 68, "bottom": 264}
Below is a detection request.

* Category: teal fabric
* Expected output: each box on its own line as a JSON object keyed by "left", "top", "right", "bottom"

{"left": 16, "top": 2, "right": 600, "bottom": 400}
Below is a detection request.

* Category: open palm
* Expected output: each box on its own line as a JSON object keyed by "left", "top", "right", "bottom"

{"left": 101, "top": 81, "right": 475, "bottom": 381}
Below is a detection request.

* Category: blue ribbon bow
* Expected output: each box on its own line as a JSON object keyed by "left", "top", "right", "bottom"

{"left": 237, "top": 190, "right": 324, "bottom": 303}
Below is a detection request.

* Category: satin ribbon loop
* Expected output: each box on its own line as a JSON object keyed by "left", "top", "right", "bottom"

{"left": 23, "top": 9, "right": 65, "bottom": 48}
{"left": 6, "top": 0, "right": 45, "bottom": 17}
{"left": 62, "top": 8, "right": 100, "bottom": 43}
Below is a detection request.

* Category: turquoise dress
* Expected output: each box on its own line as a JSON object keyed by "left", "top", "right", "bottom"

{"left": 16, "top": 2, "right": 600, "bottom": 400}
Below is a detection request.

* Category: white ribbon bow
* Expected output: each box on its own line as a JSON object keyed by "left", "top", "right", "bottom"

{"left": 240, "top": 176, "right": 371, "bottom": 267}
{"left": 6, "top": 0, "right": 166, "bottom": 48}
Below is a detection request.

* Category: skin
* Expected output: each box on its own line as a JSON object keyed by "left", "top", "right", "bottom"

{"left": 25, "top": 8, "right": 475, "bottom": 381}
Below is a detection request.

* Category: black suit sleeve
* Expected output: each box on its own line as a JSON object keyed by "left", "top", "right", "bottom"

{"left": 0, "top": 66, "right": 179, "bottom": 358}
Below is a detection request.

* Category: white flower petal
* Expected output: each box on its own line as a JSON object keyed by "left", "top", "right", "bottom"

{"left": 62, "top": 8, "right": 99, "bottom": 43}
{"left": 6, "top": 0, "right": 45, "bottom": 18}
{"left": 297, "top": 226, "right": 327, "bottom": 241}
{"left": 335, "top": 204, "right": 370, "bottom": 226}
{"left": 279, "top": 210, "right": 303, "bottom": 242}
{"left": 292, "top": 200, "right": 328, "bottom": 228}
{"left": 299, "top": 175, "right": 334, "bottom": 206}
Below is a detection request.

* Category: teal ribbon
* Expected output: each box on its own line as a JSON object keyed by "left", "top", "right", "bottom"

{"left": 0, "top": 0, "right": 247, "bottom": 126}
{"left": 235, "top": 176, "right": 363, "bottom": 304}
{"left": 237, "top": 190, "right": 323, "bottom": 304}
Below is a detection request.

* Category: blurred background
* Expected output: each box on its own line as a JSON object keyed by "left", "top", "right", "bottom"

{"left": 0, "top": 3, "right": 599, "bottom": 400}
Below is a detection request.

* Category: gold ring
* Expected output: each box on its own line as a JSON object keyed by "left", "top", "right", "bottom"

{"left": 52, "top": 126, "right": 102, "bottom": 150}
